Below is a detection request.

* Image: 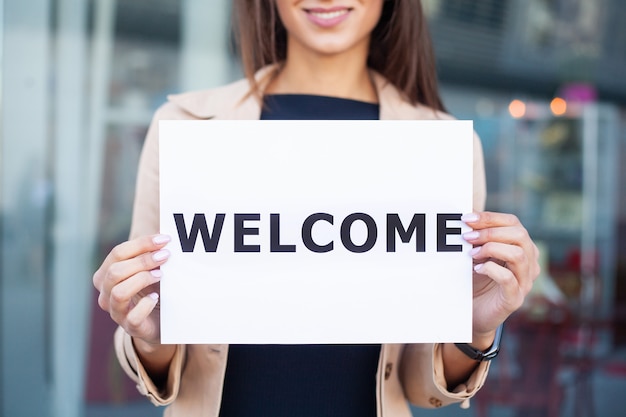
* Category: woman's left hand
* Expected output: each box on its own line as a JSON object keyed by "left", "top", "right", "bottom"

{"left": 461, "top": 211, "right": 541, "bottom": 340}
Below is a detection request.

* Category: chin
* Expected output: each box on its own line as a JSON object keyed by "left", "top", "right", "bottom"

{"left": 301, "top": 36, "right": 369, "bottom": 58}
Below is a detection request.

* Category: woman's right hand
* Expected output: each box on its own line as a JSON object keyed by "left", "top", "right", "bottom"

{"left": 93, "top": 234, "right": 171, "bottom": 346}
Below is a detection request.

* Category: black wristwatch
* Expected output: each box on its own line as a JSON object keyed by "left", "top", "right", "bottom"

{"left": 454, "top": 323, "right": 503, "bottom": 361}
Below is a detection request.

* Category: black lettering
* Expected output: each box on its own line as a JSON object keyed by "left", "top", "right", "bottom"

{"left": 270, "top": 213, "right": 296, "bottom": 252}
{"left": 174, "top": 213, "right": 225, "bottom": 252}
{"left": 302, "top": 213, "right": 334, "bottom": 253}
{"left": 235, "top": 213, "right": 260, "bottom": 252}
{"left": 341, "top": 213, "right": 377, "bottom": 253}
{"left": 437, "top": 213, "right": 462, "bottom": 252}
{"left": 386, "top": 213, "right": 426, "bottom": 252}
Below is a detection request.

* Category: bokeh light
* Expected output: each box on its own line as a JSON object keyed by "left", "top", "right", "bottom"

{"left": 550, "top": 97, "right": 567, "bottom": 116}
{"left": 508, "top": 99, "right": 526, "bottom": 118}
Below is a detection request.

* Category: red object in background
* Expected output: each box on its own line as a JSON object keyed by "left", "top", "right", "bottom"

{"left": 475, "top": 306, "right": 572, "bottom": 417}
{"left": 563, "top": 248, "right": 599, "bottom": 272}
{"left": 603, "top": 361, "right": 626, "bottom": 377}
{"left": 85, "top": 288, "right": 142, "bottom": 403}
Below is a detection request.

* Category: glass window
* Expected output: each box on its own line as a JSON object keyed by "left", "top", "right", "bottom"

{"left": 2, "top": 1, "right": 624, "bottom": 417}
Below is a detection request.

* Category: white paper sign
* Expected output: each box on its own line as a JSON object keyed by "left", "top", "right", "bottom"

{"left": 159, "top": 120, "right": 474, "bottom": 344}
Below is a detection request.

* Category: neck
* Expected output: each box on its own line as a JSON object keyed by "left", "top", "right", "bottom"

{"left": 266, "top": 40, "right": 378, "bottom": 103}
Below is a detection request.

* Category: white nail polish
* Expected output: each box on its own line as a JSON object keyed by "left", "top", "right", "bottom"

{"left": 461, "top": 213, "right": 479, "bottom": 223}
{"left": 153, "top": 249, "right": 170, "bottom": 262}
{"left": 153, "top": 234, "right": 171, "bottom": 245}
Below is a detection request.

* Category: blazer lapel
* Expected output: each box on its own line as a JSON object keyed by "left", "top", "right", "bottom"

{"left": 166, "top": 65, "right": 441, "bottom": 122}
{"left": 166, "top": 66, "right": 280, "bottom": 120}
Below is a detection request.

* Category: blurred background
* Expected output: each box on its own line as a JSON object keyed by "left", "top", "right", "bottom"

{"left": 1, "top": 0, "right": 625, "bottom": 416}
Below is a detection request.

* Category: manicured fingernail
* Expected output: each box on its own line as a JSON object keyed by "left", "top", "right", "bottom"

{"left": 152, "top": 249, "right": 170, "bottom": 262}
{"left": 469, "top": 247, "right": 481, "bottom": 257}
{"left": 474, "top": 263, "right": 484, "bottom": 272}
{"left": 150, "top": 269, "right": 162, "bottom": 280}
{"left": 461, "top": 213, "right": 479, "bottom": 223}
{"left": 153, "top": 234, "right": 171, "bottom": 245}
{"left": 463, "top": 231, "right": 480, "bottom": 241}
{"left": 148, "top": 292, "right": 159, "bottom": 301}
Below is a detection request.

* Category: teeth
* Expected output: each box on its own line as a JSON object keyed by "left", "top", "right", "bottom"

{"left": 310, "top": 10, "right": 348, "bottom": 19}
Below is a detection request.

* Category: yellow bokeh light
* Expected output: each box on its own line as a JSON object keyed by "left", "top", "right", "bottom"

{"left": 508, "top": 99, "right": 526, "bottom": 118}
{"left": 550, "top": 97, "right": 567, "bottom": 116}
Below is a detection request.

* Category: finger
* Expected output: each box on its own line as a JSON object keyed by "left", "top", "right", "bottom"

{"left": 474, "top": 261, "right": 524, "bottom": 311}
{"left": 124, "top": 292, "right": 160, "bottom": 341}
{"left": 101, "top": 249, "right": 170, "bottom": 304}
{"left": 463, "top": 225, "right": 530, "bottom": 247}
{"left": 462, "top": 211, "right": 521, "bottom": 229}
{"left": 470, "top": 242, "right": 525, "bottom": 271}
{"left": 93, "top": 234, "right": 170, "bottom": 290}
{"left": 462, "top": 213, "right": 536, "bottom": 268}
{"left": 108, "top": 270, "right": 162, "bottom": 320}
{"left": 463, "top": 226, "right": 538, "bottom": 275}
{"left": 464, "top": 222, "right": 539, "bottom": 285}
{"left": 470, "top": 243, "right": 532, "bottom": 294}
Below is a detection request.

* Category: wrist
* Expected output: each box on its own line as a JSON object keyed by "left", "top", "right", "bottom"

{"left": 471, "top": 329, "right": 498, "bottom": 351}
{"left": 132, "top": 337, "right": 177, "bottom": 383}
{"left": 132, "top": 336, "right": 172, "bottom": 356}
{"left": 455, "top": 323, "right": 504, "bottom": 362}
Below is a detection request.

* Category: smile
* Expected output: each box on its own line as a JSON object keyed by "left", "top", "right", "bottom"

{"left": 308, "top": 9, "right": 349, "bottom": 20}
{"left": 304, "top": 7, "right": 352, "bottom": 27}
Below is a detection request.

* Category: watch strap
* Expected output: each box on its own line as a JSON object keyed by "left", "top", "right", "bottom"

{"left": 454, "top": 322, "right": 503, "bottom": 361}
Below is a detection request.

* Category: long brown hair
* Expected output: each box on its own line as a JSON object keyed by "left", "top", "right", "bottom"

{"left": 232, "top": 0, "right": 445, "bottom": 111}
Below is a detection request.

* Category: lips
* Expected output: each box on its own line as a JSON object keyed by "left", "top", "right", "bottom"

{"left": 304, "top": 6, "right": 352, "bottom": 27}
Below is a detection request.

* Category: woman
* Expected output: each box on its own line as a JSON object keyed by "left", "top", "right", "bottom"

{"left": 93, "top": 1, "right": 540, "bottom": 416}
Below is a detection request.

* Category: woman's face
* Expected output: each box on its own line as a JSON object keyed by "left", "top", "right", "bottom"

{"left": 275, "top": 0, "right": 384, "bottom": 58}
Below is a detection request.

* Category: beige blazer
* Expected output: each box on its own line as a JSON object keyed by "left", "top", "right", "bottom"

{"left": 114, "top": 67, "right": 489, "bottom": 417}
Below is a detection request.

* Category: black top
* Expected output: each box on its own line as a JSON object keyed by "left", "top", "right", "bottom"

{"left": 218, "top": 94, "right": 381, "bottom": 417}
{"left": 260, "top": 94, "right": 379, "bottom": 120}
